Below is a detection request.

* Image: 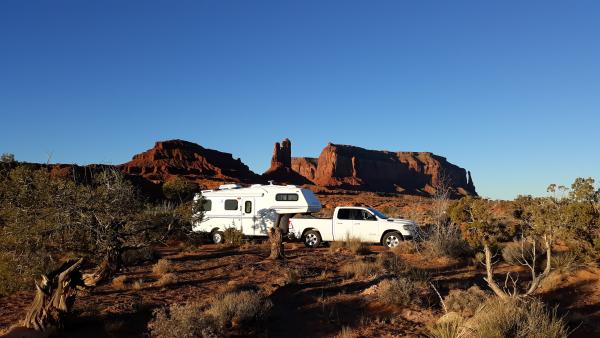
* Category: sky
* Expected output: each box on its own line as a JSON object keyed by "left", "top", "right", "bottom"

{"left": 1, "top": 1, "right": 599, "bottom": 200}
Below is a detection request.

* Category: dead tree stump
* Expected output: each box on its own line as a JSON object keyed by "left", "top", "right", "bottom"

{"left": 21, "top": 258, "right": 84, "bottom": 332}
{"left": 268, "top": 227, "right": 284, "bottom": 260}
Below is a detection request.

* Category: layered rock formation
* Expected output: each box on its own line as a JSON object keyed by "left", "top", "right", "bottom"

{"left": 292, "top": 143, "right": 476, "bottom": 197}
{"left": 119, "top": 140, "right": 259, "bottom": 184}
{"left": 262, "top": 139, "right": 311, "bottom": 185}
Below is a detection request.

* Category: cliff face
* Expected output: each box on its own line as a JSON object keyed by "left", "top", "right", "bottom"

{"left": 295, "top": 143, "right": 476, "bottom": 197}
{"left": 119, "top": 139, "right": 260, "bottom": 183}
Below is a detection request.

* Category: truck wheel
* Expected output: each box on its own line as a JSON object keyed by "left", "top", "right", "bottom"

{"left": 303, "top": 230, "right": 322, "bottom": 248}
{"left": 382, "top": 231, "right": 402, "bottom": 248}
{"left": 212, "top": 231, "right": 225, "bottom": 244}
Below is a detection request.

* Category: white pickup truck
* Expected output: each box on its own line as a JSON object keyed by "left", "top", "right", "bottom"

{"left": 288, "top": 206, "right": 418, "bottom": 248}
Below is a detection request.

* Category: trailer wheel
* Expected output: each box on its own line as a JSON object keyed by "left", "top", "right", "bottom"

{"left": 302, "top": 230, "right": 322, "bottom": 248}
{"left": 212, "top": 231, "right": 225, "bottom": 244}
{"left": 382, "top": 231, "right": 402, "bottom": 248}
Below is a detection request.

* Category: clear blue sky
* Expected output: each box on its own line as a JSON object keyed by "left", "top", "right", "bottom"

{"left": 1, "top": 1, "right": 599, "bottom": 200}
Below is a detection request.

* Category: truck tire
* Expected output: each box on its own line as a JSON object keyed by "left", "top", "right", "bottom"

{"left": 382, "top": 231, "right": 402, "bottom": 248}
{"left": 212, "top": 230, "right": 225, "bottom": 244}
{"left": 302, "top": 230, "right": 322, "bottom": 248}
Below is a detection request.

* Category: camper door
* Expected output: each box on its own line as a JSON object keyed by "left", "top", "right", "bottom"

{"left": 240, "top": 198, "right": 256, "bottom": 235}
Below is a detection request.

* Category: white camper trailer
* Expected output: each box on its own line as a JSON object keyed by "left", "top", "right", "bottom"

{"left": 192, "top": 183, "right": 322, "bottom": 244}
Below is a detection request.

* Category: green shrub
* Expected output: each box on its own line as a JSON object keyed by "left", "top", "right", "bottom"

{"left": 423, "top": 223, "right": 470, "bottom": 259}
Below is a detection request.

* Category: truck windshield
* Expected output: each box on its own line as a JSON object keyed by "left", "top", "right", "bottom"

{"left": 368, "top": 208, "right": 389, "bottom": 219}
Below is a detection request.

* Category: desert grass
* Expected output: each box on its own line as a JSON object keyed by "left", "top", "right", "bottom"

{"left": 330, "top": 234, "right": 371, "bottom": 255}
{"left": 132, "top": 279, "right": 145, "bottom": 290}
{"left": 152, "top": 259, "right": 174, "bottom": 276}
{"left": 334, "top": 326, "right": 358, "bottom": 338}
{"left": 223, "top": 228, "right": 243, "bottom": 246}
{"left": 340, "top": 259, "right": 380, "bottom": 279}
{"left": 205, "top": 289, "right": 273, "bottom": 328}
{"left": 156, "top": 273, "right": 178, "bottom": 287}
{"left": 111, "top": 275, "right": 128, "bottom": 290}
{"left": 376, "top": 277, "right": 425, "bottom": 306}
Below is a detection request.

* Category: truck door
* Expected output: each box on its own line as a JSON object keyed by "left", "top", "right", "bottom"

{"left": 334, "top": 208, "right": 356, "bottom": 240}
{"left": 240, "top": 198, "right": 255, "bottom": 235}
{"left": 353, "top": 209, "right": 380, "bottom": 242}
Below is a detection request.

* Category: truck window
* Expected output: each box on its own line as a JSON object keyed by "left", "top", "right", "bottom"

{"left": 337, "top": 208, "right": 352, "bottom": 220}
{"left": 361, "top": 210, "right": 376, "bottom": 221}
{"left": 224, "top": 199, "right": 238, "bottom": 210}
{"left": 276, "top": 193, "right": 299, "bottom": 201}
{"left": 244, "top": 201, "right": 252, "bottom": 213}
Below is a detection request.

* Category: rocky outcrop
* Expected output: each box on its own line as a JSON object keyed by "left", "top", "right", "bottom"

{"left": 295, "top": 143, "right": 476, "bottom": 197}
{"left": 119, "top": 140, "right": 259, "bottom": 184}
{"left": 291, "top": 157, "right": 318, "bottom": 182}
{"left": 262, "top": 139, "right": 311, "bottom": 185}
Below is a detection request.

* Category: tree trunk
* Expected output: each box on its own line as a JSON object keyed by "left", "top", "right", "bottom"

{"left": 268, "top": 227, "right": 284, "bottom": 260}
{"left": 22, "top": 258, "right": 84, "bottom": 332}
{"left": 525, "top": 235, "right": 553, "bottom": 295}
{"left": 483, "top": 244, "right": 508, "bottom": 299}
{"left": 82, "top": 246, "right": 121, "bottom": 286}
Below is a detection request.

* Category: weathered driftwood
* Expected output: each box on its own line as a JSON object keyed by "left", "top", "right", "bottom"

{"left": 21, "top": 258, "right": 84, "bottom": 332}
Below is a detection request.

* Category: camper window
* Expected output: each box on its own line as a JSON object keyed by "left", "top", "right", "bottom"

{"left": 224, "top": 199, "right": 238, "bottom": 210}
{"left": 275, "top": 193, "right": 299, "bottom": 201}
{"left": 244, "top": 201, "right": 252, "bottom": 213}
{"left": 201, "top": 199, "right": 212, "bottom": 211}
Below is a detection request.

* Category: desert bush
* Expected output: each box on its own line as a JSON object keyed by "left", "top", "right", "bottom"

{"left": 122, "top": 247, "right": 156, "bottom": 266}
{"left": 376, "top": 277, "right": 425, "bottom": 306}
{"left": 223, "top": 228, "right": 244, "bottom": 246}
{"left": 206, "top": 289, "right": 272, "bottom": 327}
{"left": 376, "top": 251, "right": 408, "bottom": 275}
{"left": 162, "top": 177, "right": 199, "bottom": 202}
{"left": 501, "top": 240, "right": 543, "bottom": 265}
{"left": 550, "top": 251, "right": 582, "bottom": 274}
{"left": 148, "top": 302, "right": 220, "bottom": 338}
{"left": 391, "top": 240, "right": 417, "bottom": 255}
{"left": 284, "top": 268, "right": 300, "bottom": 284}
{"left": 152, "top": 259, "right": 174, "bottom": 276}
{"left": 340, "top": 259, "right": 380, "bottom": 279}
{"left": 112, "top": 275, "right": 128, "bottom": 290}
{"left": 423, "top": 223, "right": 470, "bottom": 259}
{"left": 427, "top": 313, "right": 467, "bottom": 338}
{"left": 406, "top": 266, "right": 432, "bottom": 283}
{"left": 157, "top": 273, "right": 178, "bottom": 287}
{"left": 443, "top": 286, "right": 488, "bottom": 317}
{"left": 467, "top": 297, "right": 568, "bottom": 338}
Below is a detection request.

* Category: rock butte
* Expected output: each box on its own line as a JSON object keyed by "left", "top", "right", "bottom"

{"left": 12, "top": 139, "right": 476, "bottom": 198}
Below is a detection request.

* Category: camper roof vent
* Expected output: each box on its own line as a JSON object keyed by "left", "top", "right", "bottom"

{"left": 286, "top": 185, "right": 297, "bottom": 188}
{"left": 218, "top": 184, "right": 241, "bottom": 190}
{"left": 251, "top": 184, "right": 262, "bottom": 188}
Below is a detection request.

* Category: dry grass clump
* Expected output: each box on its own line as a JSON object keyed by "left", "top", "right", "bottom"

{"left": 391, "top": 240, "right": 417, "bottom": 255}
{"left": 330, "top": 235, "right": 371, "bottom": 255}
{"left": 284, "top": 268, "right": 300, "bottom": 284}
{"left": 152, "top": 259, "right": 174, "bottom": 276}
{"left": 340, "top": 259, "right": 380, "bottom": 279}
{"left": 376, "top": 277, "right": 425, "bottom": 306}
{"left": 223, "top": 228, "right": 243, "bottom": 246}
{"left": 148, "top": 302, "right": 220, "bottom": 338}
{"left": 550, "top": 251, "right": 582, "bottom": 273}
{"left": 467, "top": 297, "right": 568, "bottom": 338}
{"left": 156, "top": 273, "right": 178, "bottom": 287}
{"left": 501, "top": 240, "right": 542, "bottom": 265}
{"left": 376, "top": 251, "right": 408, "bottom": 275}
{"left": 427, "top": 313, "right": 467, "bottom": 338}
{"left": 132, "top": 279, "right": 145, "bottom": 290}
{"left": 443, "top": 286, "right": 488, "bottom": 317}
{"left": 111, "top": 275, "right": 128, "bottom": 290}
{"left": 422, "top": 224, "right": 470, "bottom": 259}
{"left": 205, "top": 289, "right": 273, "bottom": 328}
{"left": 335, "top": 326, "right": 358, "bottom": 338}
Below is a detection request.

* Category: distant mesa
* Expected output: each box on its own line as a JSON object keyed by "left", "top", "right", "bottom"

{"left": 12, "top": 138, "right": 476, "bottom": 198}
{"left": 119, "top": 139, "right": 260, "bottom": 185}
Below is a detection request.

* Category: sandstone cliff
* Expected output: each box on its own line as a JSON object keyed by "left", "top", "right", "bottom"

{"left": 119, "top": 140, "right": 259, "bottom": 184}
{"left": 294, "top": 143, "right": 476, "bottom": 197}
{"left": 262, "top": 139, "right": 311, "bottom": 185}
